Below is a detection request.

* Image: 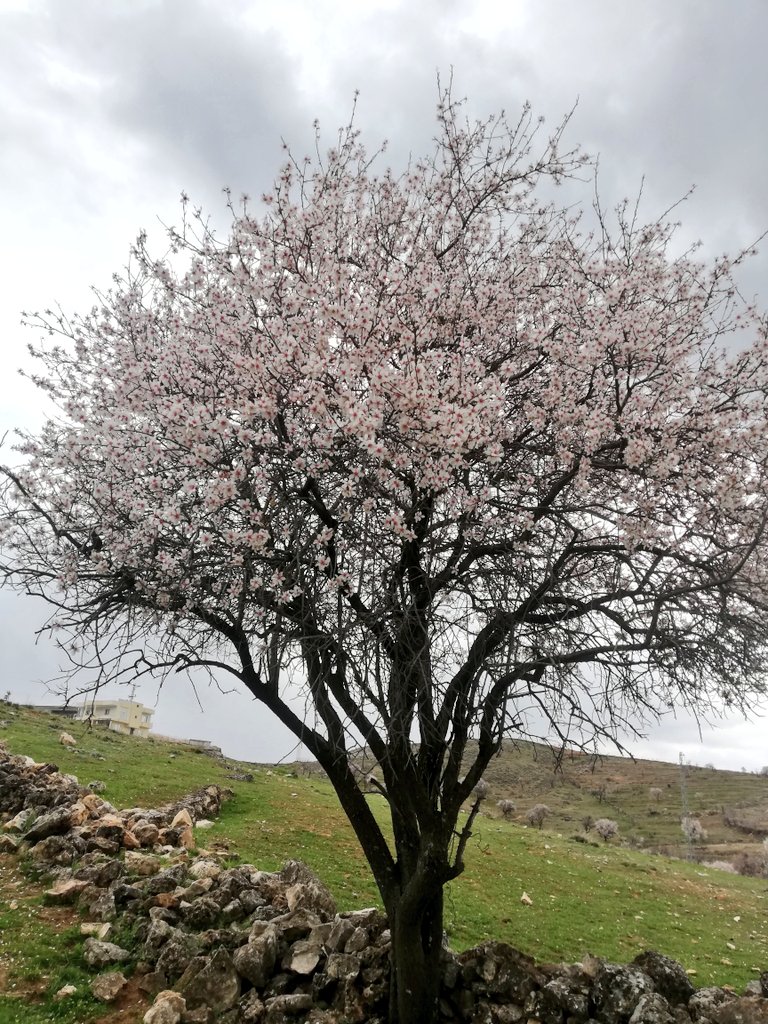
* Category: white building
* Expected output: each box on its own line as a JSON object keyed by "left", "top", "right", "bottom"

{"left": 72, "top": 698, "right": 154, "bottom": 737}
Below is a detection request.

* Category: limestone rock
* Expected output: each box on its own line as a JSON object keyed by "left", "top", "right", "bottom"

{"left": 634, "top": 951, "right": 696, "bottom": 1006}
{"left": 143, "top": 990, "right": 187, "bottom": 1024}
{"left": 91, "top": 971, "right": 128, "bottom": 1002}
{"left": 188, "top": 858, "right": 221, "bottom": 880}
{"left": 712, "top": 997, "right": 768, "bottom": 1024}
{"left": 23, "top": 806, "right": 72, "bottom": 844}
{"left": 83, "top": 937, "right": 131, "bottom": 968}
{"left": 233, "top": 924, "right": 279, "bottom": 988}
{"left": 628, "top": 992, "right": 676, "bottom": 1024}
{"left": 591, "top": 963, "right": 654, "bottom": 1024}
{"left": 177, "top": 948, "right": 241, "bottom": 1014}
{"left": 689, "top": 987, "right": 735, "bottom": 1021}
{"left": 45, "top": 878, "right": 91, "bottom": 903}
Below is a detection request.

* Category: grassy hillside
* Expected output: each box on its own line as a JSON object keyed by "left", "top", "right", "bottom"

{"left": 0, "top": 702, "right": 767, "bottom": 1009}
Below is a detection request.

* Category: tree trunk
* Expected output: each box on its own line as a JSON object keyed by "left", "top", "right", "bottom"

{"left": 388, "top": 877, "right": 444, "bottom": 1024}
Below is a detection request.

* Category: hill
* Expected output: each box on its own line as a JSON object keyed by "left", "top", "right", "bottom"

{"left": 0, "top": 700, "right": 766, "bottom": 1022}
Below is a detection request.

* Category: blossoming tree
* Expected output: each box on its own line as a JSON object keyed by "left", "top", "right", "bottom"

{"left": 3, "top": 92, "right": 768, "bottom": 1023}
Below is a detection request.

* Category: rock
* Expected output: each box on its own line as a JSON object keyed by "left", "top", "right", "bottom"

{"left": 74, "top": 857, "right": 124, "bottom": 888}
{"left": 188, "top": 858, "right": 222, "bottom": 880}
{"left": 195, "top": 819, "right": 215, "bottom": 830}
{"left": 155, "top": 932, "right": 203, "bottom": 983}
{"left": 45, "top": 878, "right": 91, "bottom": 904}
{"left": 59, "top": 731, "right": 77, "bottom": 746}
{"left": 264, "top": 992, "right": 314, "bottom": 1021}
{"left": 325, "top": 917, "right": 355, "bottom": 952}
{"left": 144, "top": 990, "right": 187, "bottom": 1024}
{"left": 54, "top": 983, "right": 78, "bottom": 1000}
{"left": 134, "top": 821, "right": 161, "bottom": 846}
{"left": 459, "top": 943, "right": 544, "bottom": 1004}
{"left": 538, "top": 973, "right": 590, "bottom": 1020}
{"left": 138, "top": 970, "right": 169, "bottom": 997}
{"left": 178, "top": 825, "right": 195, "bottom": 849}
{"left": 628, "top": 992, "right": 676, "bottom": 1024}
{"left": 281, "top": 860, "right": 337, "bottom": 920}
{"left": 239, "top": 991, "right": 266, "bottom": 1023}
{"left": 177, "top": 948, "right": 241, "bottom": 1014}
{"left": 712, "top": 997, "right": 768, "bottom": 1024}
{"left": 171, "top": 808, "right": 193, "bottom": 829}
{"left": 81, "top": 922, "right": 113, "bottom": 940}
{"left": 180, "top": 895, "right": 221, "bottom": 929}
{"left": 325, "top": 952, "right": 361, "bottom": 982}
{"left": 23, "top": 806, "right": 72, "bottom": 844}
{"left": 4, "top": 807, "right": 35, "bottom": 832}
{"left": 29, "top": 833, "right": 80, "bottom": 865}
{"left": 0, "top": 834, "right": 19, "bottom": 852}
{"left": 272, "top": 907, "right": 322, "bottom": 942}
{"left": 88, "top": 780, "right": 107, "bottom": 792}
{"left": 233, "top": 925, "right": 280, "bottom": 988}
{"left": 83, "top": 937, "right": 131, "bottom": 968}
{"left": 285, "top": 936, "right": 324, "bottom": 975}
{"left": 592, "top": 963, "right": 654, "bottom": 1024}
{"left": 125, "top": 850, "right": 163, "bottom": 876}
{"left": 689, "top": 987, "right": 735, "bottom": 1021}
{"left": 91, "top": 971, "right": 128, "bottom": 1002}
{"left": 634, "top": 952, "right": 696, "bottom": 1006}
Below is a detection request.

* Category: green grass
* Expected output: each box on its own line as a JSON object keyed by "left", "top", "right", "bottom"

{"left": 1, "top": 700, "right": 767, "bottom": 1013}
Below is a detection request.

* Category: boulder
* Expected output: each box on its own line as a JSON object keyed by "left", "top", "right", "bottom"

{"left": 83, "top": 937, "right": 131, "bottom": 968}
{"left": 188, "top": 858, "right": 222, "bottom": 881}
{"left": 23, "top": 806, "right": 72, "bottom": 844}
{"left": 91, "top": 971, "right": 128, "bottom": 1003}
{"left": 176, "top": 948, "right": 241, "bottom": 1014}
{"left": 592, "top": 963, "right": 654, "bottom": 1024}
{"left": 143, "top": 990, "right": 187, "bottom": 1024}
{"left": 689, "top": 987, "right": 736, "bottom": 1021}
{"left": 712, "top": 997, "right": 768, "bottom": 1024}
{"left": 628, "top": 992, "right": 675, "bottom": 1024}
{"left": 280, "top": 860, "right": 336, "bottom": 920}
{"left": 634, "top": 952, "right": 696, "bottom": 1006}
{"left": 44, "top": 878, "right": 91, "bottom": 904}
{"left": 233, "top": 924, "right": 279, "bottom": 988}
{"left": 59, "top": 732, "right": 77, "bottom": 747}
{"left": 125, "top": 851, "right": 163, "bottom": 876}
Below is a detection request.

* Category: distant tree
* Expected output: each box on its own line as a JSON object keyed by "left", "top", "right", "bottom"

{"left": 591, "top": 782, "right": 608, "bottom": 804}
{"left": 3, "top": 86, "right": 768, "bottom": 1024}
{"left": 497, "top": 798, "right": 516, "bottom": 819}
{"left": 472, "top": 778, "right": 490, "bottom": 802}
{"left": 526, "top": 804, "right": 552, "bottom": 829}
{"left": 681, "top": 816, "right": 708, "bottom": 843}
{"left": 759, "top": 766, "right": 768, "bottom": 777}
{"left": 649, "top": 786, "right": 662, "bottom": 802}
{"left": 582, "top": 814, "right": 594, "bottom": 832}
{"left": 593, "top": 817, "right": 619, "bottom": 842}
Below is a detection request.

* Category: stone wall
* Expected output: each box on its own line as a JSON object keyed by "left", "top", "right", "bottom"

{"left": 1, "top": 746, "right": 767, "bottom": 1024}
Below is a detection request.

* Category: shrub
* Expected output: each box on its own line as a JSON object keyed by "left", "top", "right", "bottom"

{"left": 649, "top": 786, "right": 662, "bottom": 802}
{"left": 681, "top": 816, "right": 708, "bottom": 843}
{"left": 593, "top": 818, "right": 619, "bottom": 842}
{"left": 526, "top": 804, "right": 551, "bottom": 829}
{"left": 496, "top": 798, "right": 516, "bottom": 819}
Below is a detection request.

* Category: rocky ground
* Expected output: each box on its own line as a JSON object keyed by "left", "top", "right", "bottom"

{"left": 1, "top": 742, "right": 767, "bottom": 1024}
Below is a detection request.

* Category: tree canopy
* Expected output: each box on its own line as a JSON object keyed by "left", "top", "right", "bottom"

{"left": 2, "top": 92, "right": 768, "bottom": 1023}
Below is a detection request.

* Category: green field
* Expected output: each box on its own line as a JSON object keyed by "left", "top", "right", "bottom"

{"left": 0, "top": 702, "right": 766, "bottom": 1022}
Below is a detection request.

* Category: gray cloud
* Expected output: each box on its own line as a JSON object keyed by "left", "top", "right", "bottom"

{"left": 1, "top": 0, "right": 767, "bottom": 770}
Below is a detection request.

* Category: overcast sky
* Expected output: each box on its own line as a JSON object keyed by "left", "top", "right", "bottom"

{"left": 1, "top": 0, "right": 767, "bottom": 771}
